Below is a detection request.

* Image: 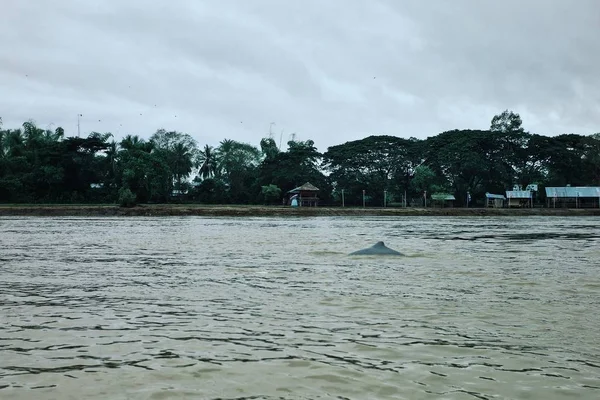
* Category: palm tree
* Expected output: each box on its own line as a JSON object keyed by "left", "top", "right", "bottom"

{"left": 41, "top": 126, "right": 64, "bottom": 143}
{"left": 105, "top": 140, "right": 118, "bottom": 178}
{"left": 22, "top": 121, "right": 46, "bottom": 164}
{"left": 120, "top": 135, "right": 142, "bottom": 151}
{"left": 120, "top": 135, "right": 153, "bottom": 153}
{"left": 172, "top": 142, "right": 193, "bottom": 190}
{"left": 198, "top": 144, "right": 217, "bottom": 180}
{"left": 215, "top": 139, "right": 236, "bottom": 176}
{"left": 4, "top": 129, "right": 24, "bottom": 157}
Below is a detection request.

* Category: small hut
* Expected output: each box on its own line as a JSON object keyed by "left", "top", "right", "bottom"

{"left": 430, "top": 193, "right": 455, "bottom": 208}
{"left": 485, "top": 193, "right": 506, "bottom": 208}
{"left": 506, "top": 190, "right": 532, "bottom": 208}
{"left": 287, "top": 182, "right": 320, "bottom": 207}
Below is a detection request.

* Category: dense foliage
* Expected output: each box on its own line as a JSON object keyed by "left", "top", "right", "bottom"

{"left": 1, "top": 110, "right": 599, "bottom": 206}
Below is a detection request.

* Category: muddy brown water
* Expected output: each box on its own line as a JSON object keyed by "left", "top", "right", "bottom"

{"left": 1, "top": 216, "right": 599, "bottom": 399}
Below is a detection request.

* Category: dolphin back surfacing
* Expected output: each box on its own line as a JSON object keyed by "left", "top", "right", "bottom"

{"left": 349, "top": 241, "right": 404, "bottom": 256}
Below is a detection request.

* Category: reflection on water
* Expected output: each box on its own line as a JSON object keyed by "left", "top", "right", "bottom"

{"left": 1, "top": 216, "right": 600, "bottom": 399}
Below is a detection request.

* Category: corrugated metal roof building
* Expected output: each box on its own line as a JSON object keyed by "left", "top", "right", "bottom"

{"left": 506, "top": 190, "right": 533, "bottom": 208}
{"left": 430, "top": 193, "right": 456, "bottom": 208}
{"left": 545, "top": 187, "right": 600, "bottom": 198}
{"left": 486, "top": 193, "right": 506, "bottom": 208}
{"left": 430, "top": 194, "right": 456, "bottom": 201}
{"left": 545, "top": 186, "right": 600, "bottom": 208}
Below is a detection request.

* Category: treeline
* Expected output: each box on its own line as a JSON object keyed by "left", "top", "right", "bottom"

{"left": 0, "top": 111, "right": 599, "bottom": 207}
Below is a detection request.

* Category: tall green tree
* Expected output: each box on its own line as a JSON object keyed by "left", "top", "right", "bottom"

{"left": 490, "top": 110, "right": 536, "bottom": 188}
{"left": 215, "top": 139, "right": 261, "bottom": 203}
{"left": 197, "top": 144, "right": 218, "bottom": 180}
{"left": 60, "top": 132, "right": 112, "bottom": 202}
{"left": 423, "top": 130, "right": 510, "bottom": 204}
{"left": 171, "top": 142, "right": 194, "bottom": 191}
{"left": 323, "top": 135, "right": 421, "bottom": 205}
{"left": 490, "top": 110, "right": 525, "bottom": 135}
{"left": 260, "top": 137, "right": 280, "bottom": 161}
{"left": 259, "top": 139, "right": 329, "bottom": 203}
{"left": 538, "top": 134, "right": 600, "bottom": 187}
{"left": 410, "top": 165, "right": 448, "bottom": 196}
{"left": 116, "top": 135, "right": 170, "bottom": 203}
{"left": 149, "top": 129, "right": 198, "bottom": 193}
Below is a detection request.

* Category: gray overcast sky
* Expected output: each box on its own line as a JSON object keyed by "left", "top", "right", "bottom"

{"left": 1, "top": 0, "right": 599, "bottom": 151}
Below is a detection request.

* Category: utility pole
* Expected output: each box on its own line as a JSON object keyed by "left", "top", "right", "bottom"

{"left": 269, "top": 122, "right": 275, "bottom": 139}
{"left": 341, "top": 189, "right": 345, "bottom": 207}
{"left": 362, "top": 190, "right": 366, "bottom": 208}
{"left": 77, "top": 113, "right": 82, "bottom": 137}
{"left": 279, "top": 129, "right": 284, "bottom": 150}
{"left": 384, "top": 190, "right": 387, "bottom": 207}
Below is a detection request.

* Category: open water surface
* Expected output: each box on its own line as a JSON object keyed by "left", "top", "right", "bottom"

{"left": 1, "top": 216, "right": 599, "bottom": 399}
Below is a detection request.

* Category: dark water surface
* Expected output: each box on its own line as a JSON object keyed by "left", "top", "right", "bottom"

{"left": 1, "top": 216, "right": 599, "bottom": 399}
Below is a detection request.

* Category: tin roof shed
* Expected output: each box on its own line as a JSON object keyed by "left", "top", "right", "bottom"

{"left": 545, "top": 187, "right": 600, "bottom": 198}
{"left": 506, "top": 190, "right": 532, "bottom": 199}
{"left": 430, "top": 193, "right": 456, "bottom": 201}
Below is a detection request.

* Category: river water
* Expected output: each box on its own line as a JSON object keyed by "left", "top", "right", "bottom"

{"left": 1, "top": 216, "right": 599, "bottom": 399}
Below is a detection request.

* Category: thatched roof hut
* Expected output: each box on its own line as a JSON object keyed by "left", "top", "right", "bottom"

{"left": 287, "top": 182, "right": 320, "bottom": 207}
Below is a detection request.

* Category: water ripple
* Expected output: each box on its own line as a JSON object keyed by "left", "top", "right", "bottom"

{"left": 1, "top": 216, "right": 599, "bottom": 399}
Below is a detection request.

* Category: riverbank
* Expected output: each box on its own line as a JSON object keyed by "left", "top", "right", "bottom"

{"left": 1, "top": 204, "right": 600, "bottom": 217}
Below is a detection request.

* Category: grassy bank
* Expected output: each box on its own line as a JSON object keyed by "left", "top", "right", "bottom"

{"left": 1, "top": 204, "right": 600, "bottom": 217}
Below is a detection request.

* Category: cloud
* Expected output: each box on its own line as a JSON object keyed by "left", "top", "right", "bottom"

{"left": 1, "top": 0, "right": 598, "bottom": 152}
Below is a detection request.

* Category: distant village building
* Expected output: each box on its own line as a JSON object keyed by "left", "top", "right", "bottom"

{"left": 506, "top": 190, "right": 533, "bottom": 208}
{"left": 170, "top": 189, "right": 186, "bottom": 199}
{"left": 430, "top": 193, "right": 455, "bottom": 208}
{"left": 485, "top": 193, "right": 506, "bottom": 208}
{"left": 545, "top": 186, "right": 600, "bottom": 208}
{"left": 287, "top": 182, "right": 320, "bottom": 207}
